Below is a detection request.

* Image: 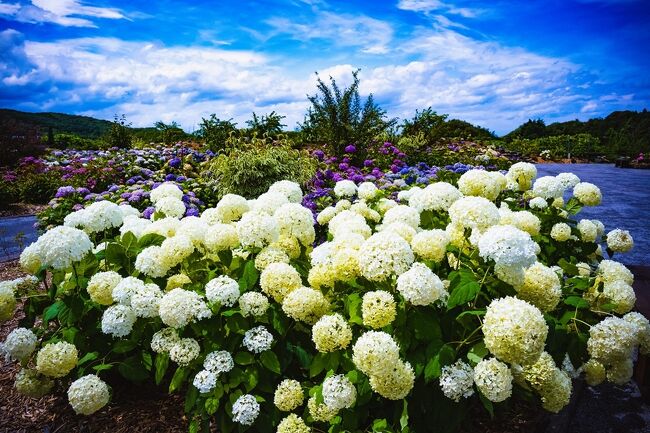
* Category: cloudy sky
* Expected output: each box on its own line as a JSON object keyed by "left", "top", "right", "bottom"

{"left": 0, "top": 0, "right": 648, "bottom": 134}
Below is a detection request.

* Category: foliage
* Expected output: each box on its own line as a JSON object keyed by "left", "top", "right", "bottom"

{"left": 4, "top": 170, "right": 646, "bottom": 433}
{"left": 47, "top": 133, "right": 107, "bottom": 150}
{"left": 196, "top": 115, "right": 238, "bottom": 153}
{"left": 503, "top": 134, "right": 605, "bottom": 159}
{"left": 155, "top": 121, "right": 189, "bottom": 146}
{"left": 300, "top": 70, "right": 397, "bottom": 155}
{"left": 204, "top": 137, "right": 316, "bottom": 198}
{"left": 245, "top": 112, "right": 286, "bottom": 139}
{"left": 105, "top": 115, "right": 133, "bottom": 149}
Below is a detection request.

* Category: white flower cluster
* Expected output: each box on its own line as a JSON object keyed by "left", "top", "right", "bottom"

{"left": 193, "top": 350, "right": 234, "bottom": 394}
{"left": 243, "top": 326, "right": 274, "bottom": 353}
{"left": 1, "top": 327, "right": 37, "bottom": 361}
{"left": 67, "top": 375, "right": 110, "bottom": 415}
{"left": 606, "top": 229, "right": 634, "bottom": 253}
{"left": 21, "top": 226, "right": 92, "bottom": 270}
{"left": 64, "top": 200, "right": 124, "bottom": 233}
{"left": 232, "top": 394, "right": 260, "bottom": 425}
{"left": 396, "top": 262, "right": 446, "bottom": 306}
{"left": 322, "top": 374, "right": 357, "bottom": 411}
{"left": 358, "top": 232, "right": 414, "bottom": 282}
{"left": 439, "top": 360, "right": 475, "bottom": 402}
{"left": 101, "top": 304, "right": 137, "bottom": 338}
{"left": 473, "top": 358, "right": 513, "bottom": 402}
{"left": 205, "top": 275, "right": 240, "bottom": 307}
{"left": 408, "top": 182, "right": 462, "bottom": 212}
{"left": 159, "top": 288, "right": 212, "bottom": 328}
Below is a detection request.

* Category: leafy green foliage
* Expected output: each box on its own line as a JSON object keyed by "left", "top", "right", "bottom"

{"left": 196, "top": 114, "right": 238, "bottom": 152}
{"left": 105, "top": 114, "right": 132, "bottom": 149}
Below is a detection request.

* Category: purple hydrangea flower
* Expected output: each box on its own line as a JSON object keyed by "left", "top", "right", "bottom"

{"left": 344, "top": 144, "right": 357, "bottom": 153}
{"left": 143, "top": 206, "right": 155, "bottom": 219}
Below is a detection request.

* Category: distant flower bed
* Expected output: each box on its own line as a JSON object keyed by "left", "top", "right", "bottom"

{"left": 1, "top": 163, "right": 646, "bottom": 433}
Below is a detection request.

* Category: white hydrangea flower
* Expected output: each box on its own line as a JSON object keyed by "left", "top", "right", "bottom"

{"left": 120, "top": 216, "right": 152, "bottom": 238}
{"left": 159, "top": 288, "right": 212, "bottom": 328}
{"left": 215, "top": 194, "right": 250, "bottom": 223}
{"left": 119, "top": 204, "right": 140, "bottom": 218}
{"left": 274, "top": 203, "right": 316, "bottom": 246}
{"left": 193, "top": 369, "right": 218, "bottom": 394}
{"left": 142, "top": 217, "right": 180, "bottom": 236}
{"left": 317, "top": 207, "right": 338, "bottom": 225}
{"left": 506, "top": 162, "right": 537, "bottom": 191}
{"left": 243, "top": 326, "right": 274, "bottom": 353}
{"left": 204, "top": 350, "right": 234, "bottom": 373}
{"left": 440, "top": 360, "right": 475, "bottom": 402}
{"left": 408, "top": 182, "right": 462, "bottom": 212}
{"left": 150, "top": 182, "right": 183, "bottom": 204}
{"left": 532, "top": 176, "right": 564, "bottom": 199}
{"left": 169, "top": 338, "right": 201, "bottom": 366}
{"left": 252, "top": 191, "right": 289, "bottom": 215}
{"left": 396, "top": 262, "right": 446, "bottom": 306}
{"left": 232, "top": 394, "right": 260, "bottom": 425}
{"left": 177, "top": 217, "right": 209, "bottom": 247}
{"left": 36, "top": 341, "right": 78, "bottom": 378}
{"left": 2, "top": 327, "right": 37, "bottom": 361}
{"left": 19, "top": 242, "right": 42, "bottom": 274}
{"left": 473, "top": 358, "right": 513, "bottom": 402}
{"left": 448, "top": 196, "right": 500, "bottom": 231}
{"left": 86, "top": 271, "right": 121, "bottom": 306}
{"left": 528, "top": 197, "right": 548, "bottom": 209}
{"left": 150, "top": 327, "right": 180, "bottom": 353}
{"left": 550, "top": 222, "right": 572, "bottom": 242}
{"left": 282, "top": 287, "right": 330, "bottom": 325}
{"left": 64, "top": 200, "right": 124, "bottom": 233}
{"left": 328, "top": 210, "right": 372, "bottom": 239}
{"left": 573, "top": 182, "right": 601, "bottom": 206}
{"left": 597, "top": 260, "right": 634, "bottom": 285}
{"left": 352, "top": 331, "right": 401, "bottom": 377}
{"left": 322, "top": 374, "right": 357, "bottom": 411}
{"left": 274, "top": 379, "right": 305, "bottom": 412}
{"left": 458, "top": 169, "right": 503, "bottom": 201}
{"left": 135, "top": 246, "right": 170, "bottom": 278}
{"left": 334, "top": 180, "right": 357, "bottom": 197}
{"left": 411, "top": 229, "right": 450, "bottom": 263}
{"left": 556, "top": 172, "right": 580, "bottom": 189}
{"left": 155, "top": 196, "right": 186, "bottom": 219}
{"left": 357, "top": 182, "right": 379, "bottom": 200}
{"left": 478, "top": 225, "right": 538, "bottom": 269}
{"left": 516, "top": 262, "right": 562, "bottom": 312}
{"left": 236, "top": 211, "right": 279, "bottom": 249}
{"left": 33, "top": 226, "right": 93, "bottom": 270}
{"left": 587, "top": 316, "right": 637, "bottom": 365}
{"left": 238, "top": 292, "right": 270, "bottom": 317}
{"left": 204, "top": 223, "right": 239, "bottom": 252}
{"left": 382, "top": 205, "right": 420, "bottom": 229}
{"left": 205, "top": 275, "right": 241, "bottom": 307}
{"left": 577, "top": 219, "right": 598, "bottom": 242}
{"left": 606, "top": 229, "right": 634, "bottom": 253}
{"left": 312, "top": 313, "right": 353, "bottom": 352}
{"left": 67, "top": 375, "right": 110, "bottom": 415}
{"left": 112, "top": 276, "right": 146, "bottom": 306}
{"left": 101, "top": 304, "right": 137, "bottom": 338}
{"left": 358, "top": 232, "right": 414, "bottom": 282}
{"left": 368, "top": 360, "right": 415, "bottom": 400}
{"left": 130, "top": 283, "right": 163, "bottom": 318}
{"left": 268, "top": 180, "right": 303, "bottom": 203}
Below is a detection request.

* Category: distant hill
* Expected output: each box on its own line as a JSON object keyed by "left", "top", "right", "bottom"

{"left": 0, "top": 109, "right": 115, "bottom": 138}
{"left": 504, "top": 109, "right": 650, "bottom": 156}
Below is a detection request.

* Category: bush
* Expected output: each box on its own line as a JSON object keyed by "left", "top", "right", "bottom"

{"left": 204, "top": 137, "right": 316, "bottom": 198}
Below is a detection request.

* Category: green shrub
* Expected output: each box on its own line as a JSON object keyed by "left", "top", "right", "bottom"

{"left": 17, "top": 171, "right": 62, "bottom": 204}
{"left": 204, "top": 137, "right": 316, "bottom": 198}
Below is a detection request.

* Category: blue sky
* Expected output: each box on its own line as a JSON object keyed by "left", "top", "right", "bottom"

{"left": 0, "top": 0, "right": 648, "bottom": 135}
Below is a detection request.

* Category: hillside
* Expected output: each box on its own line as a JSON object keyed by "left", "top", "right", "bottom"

{"left": 0, "top": 109, "right": 114, "bottom": 138}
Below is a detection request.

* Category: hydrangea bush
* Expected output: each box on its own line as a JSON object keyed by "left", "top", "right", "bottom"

{"left": 1, "top": 166, "right": 648, "bottom": 433}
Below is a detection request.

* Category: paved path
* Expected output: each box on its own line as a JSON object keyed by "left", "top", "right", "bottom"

{"left": 536, "top": 163, "right": 650, "bottom": 266}
{"left": 0, "top": 215, "right": 38, "bottom": 262}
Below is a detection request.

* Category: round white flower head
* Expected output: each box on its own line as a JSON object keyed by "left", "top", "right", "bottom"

{"left": 86, "top": 271, "right": 121, "bottom": 306}
{"left": 150, "top": 327, "right": 180, "bottom": 353}
{"left": 67, "top": 375, "right": 110, "bottom": 415}
{"left": 368, "top": 360, "right": 415, "bottom": 400}
{"left": 238, "top": 292, "right": 270, "bottom": 317}
{"left": 317, "top": 207, "right": 338, "bottom": 226}
{"left": 252, "top": 191, "right": 290, "bottom": 215}
{"left": 550, "top": 223, "right": 572, "bottom": 242}
{"left": 193, "top": 370, "right": 217, "bottom": 394}
{"left": 521, "top": 352, "right": 572, "bottom": 412}
{"left": 532, "top": 176, "right": 564, "bottom": 199}
{"left": 440, "top": 360, "right": 475, "bottom": 402}
{"left": 277, "top": 414, "right": 310, "bottom": 433}
{"left": 14, "top": 368, "right": 54, "bottom": 398}
{"left": 255, "top": 246, "right": 290, "bottom": 271}
{"left": 204, "top": 350, "right": 234, "bottom": 373}
{"left": 483, "top": 297, "right": 548, "bottom": 365}
{"left": 101, "top": 304, "right": 137, "bottom": 338}
{"left": 308, "top": 395, "right": 338, "bottom": 422}
{"left": 232, "top": 394, "right": 260, "bottom": 426}
{"left": 169, "top": 338, "right": 201, "bottom": 366}
{"left": 587, "top": 316, "right": 637, "bottom": 365}
{"left": 624, "top": 312, "right": 650, "bottom": 355}
{"left": 135, "top": 245, "right": 170, "bottom": 278}
{"left": 507, "top": 162, "right": 537, "bottom": 191}
{"left": 260, "top": 262, "right": 302, "bottom": 303}
{"left": 0, "top": 283, "right": 16, "bottom": 322}
{"left": 396, "top": 262, "right": 446, "bottom": 306}
{"left": 150, "top": 182, "right": 183, "bottom": 204}
{"left": 408, "top": 182, "right": 462, "bottom": 212}
{"left": 352, "top": 202, "right": 380, "bottom": 224}
{"left": 323, "top": 374, "right": 357, "bottom": 411}
{"left": 243, "top": 326, "right": 274, "bottom": 353}
{"left": 352, "top": 331, "right": 401, "bottom": 377}
{"left": 473, "top": 358, "right": 513, "bottom": 402}
{"left": 2, "top": 327, "right": 37, "bottom": 361}
{"left": 583, "top": 359, "right": 606, "bottom": 386}
{"left": 478, "top": 225, "right": 538, "bottom": 269}
{"left": 282, "top": 287, "right": 330, "bottom": 325}
{"left": 607, "top": 358, "right": 634, "bottom": 386}
{"left": 383, "top": 205, "right": 420, "bottom": 229}
{"left": 602, "top": 280, "right": 636, "bottom": 314}
{"left": 177, "top": 217, "right": 209, "bottom": 247}
{"left": 35, "top": 226, "right": 93, "bottom": 270}
{"left": 448, "top": 196, "right": 500, "bottom": 231}
{"left": 131, "top": 283, "right": 163, "bottom": 318}
{"left": 236, "top": 211, "right": 279, "bottom": 249}
{"left": 215, "top": 194, "right": 250, "bottom": 223}
{"left": 112, "top": 276, "right": 146, "bottom": 306}
{"left": 411, "top": 229, "right": 450, "bottom": 263}
{"left": 142, "top": 217, "right": 180, "bottom": 237}
{"left": 357, "top": 182, "right": 379, "bottom": 200}
{"left": 458, "top": 169, "right": 503, "bottom": 201}
{"left": 205, "top": 275, "right": 240, "bottom": 307}
{"left": 20, "top": 242, "right": 42, "bottom": 274}
{"left": 597, "top": 260, "right": 634, "bottom": 285}
{"left": 120, "top": 216, "right": 152, "bottom": 239}
{"left": 516, "top": 262, "right": 562, "bottom": 312}
{"left": 274, "top": 379, "right": 304, "bottom": 411}
{"left": 36, "top": 341, "right": 78, "bottom": 378}
{"left": 334, "top": 180, "right": 357, "bottom": 197}
{"left": 312, "top": 313, "right": 353, "bottom": 352}
{"left": 160, "top": 234, "right": 195, "bottom": 269}
{"left": 119, "top": 204, "right": 140, "bottom": 218}
{"left": 155, "top": 196, "right": 186, "bottom": 219}
{"left": 577, "top": 219, "right": 598, "bottom": 242}
{"left": 529, "top": 196, "right": 548, "bottom": 210}
{"left": 328, "top": 210, "right": 372, "bottom": 239}
{"left": 204, "top": 223, "right": 239, "bottom": 253}
{"left": 362, "top": 291, "right": 397, "bottom": 329}
{"left": 606, "top": 229, "right": 634, "bottom": 253}
{"left": 269, "top": 180, "right": 303, "bottom": 203}
{"left": 377, "top": 198, "right": 398, "bottom": 214}
{"left": 556, "top": 172, "right": 580, "bottom": 189}
{"left": 358, "top": 231, "right": 414, "bottom": 282}
{"left": 573, "top": 182, "right": 601, "bottom": 206}
{"left": 274, "top": 203, "right": 316, "bottom": 246}
{"left": 159, "top": 288, "right": 212, "bottom": 328}
{"left": 64, "top": 201, "right": 124, "bottom": 233}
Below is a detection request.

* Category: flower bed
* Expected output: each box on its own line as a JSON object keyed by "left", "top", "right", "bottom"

{"left": 2, "top": 158, "right": 646, "bottom": 433}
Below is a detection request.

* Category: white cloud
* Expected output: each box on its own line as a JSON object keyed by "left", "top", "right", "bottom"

{"left": 266, "top": 11, "right": 394, "bottom": 54}
{"left": 0, "top": 0, "right": 126, "bottom": 27}
{"left": 397, "top": 0, "right": 482, "bottom": 18}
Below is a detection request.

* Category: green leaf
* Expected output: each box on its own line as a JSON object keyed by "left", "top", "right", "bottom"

{"left": 234, "top": 351, "right": 255, "bottom": 365}
{"left": 260, "top": 351, "right": 281, "bottom": 374}
{"left": 77, "top": 352, "right": 99, "bottom": 366}
{"left": 239, "top": 260, "right": 259, "bottom": 291}
{"left": 118, "top": 355, "right": 150, "bottom": 382}
{"left": 346, "top": 293, "right": 363, "bottom": 325}
{"left": 411, "top": 310, "right": 442, "bottom": 342}
{"left": 310, "top": 353, "right": 328, "bottom": 378}
{"left": 169, "top": 367, "right": 189, "bottom": 393}
{"left": 113, "top": 339, "right": 138, "bottom": 354}
{"left": 467, "top": 341, "right": 489, "bottom": 364}
{"left": 424, "top": 344, "right": 456, "bottom": 382}
{"left": 155, "top": 353, "right": 170, "bottom": 385}
{"left": 372, "top": 419, "right": 390, "bottom": 432}
{"left": 43, "top": 300, "right": 65, "bottom": 323}
{"left": 138, "top": 233, "right": 165, "bottom": 249}
{"left": 92, "top": 363, "right": 114, "bottom": 373}
{"left": 400, "top": 400, "right": 409, "bottom": 431}
{"left": 564, "top": 296, "right": 589, "bottom": 309}
{"left": 478, "top": 391, "right": 494, "bottom": 418}
{"left": 105, "top": 242, "right": 127, "bottom": 267}
{"left": 447, "top": 271, "right": 480, "bottom": 310}
{"left": 184, "top": 385, "right": 199, "bottom": 413}
{"left": 558, "top": 258, "right": 579, "bottom": 276}
{"left": 205, "top": 397, "right": 220, "bottom": 415}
